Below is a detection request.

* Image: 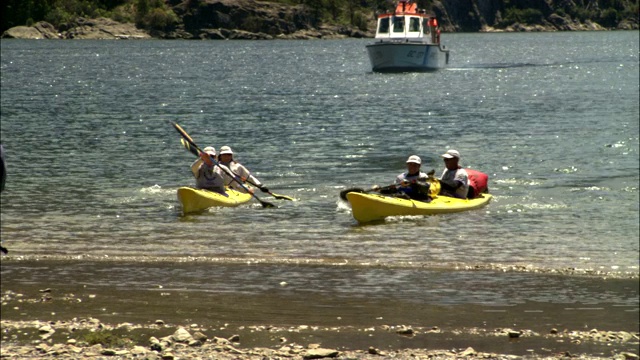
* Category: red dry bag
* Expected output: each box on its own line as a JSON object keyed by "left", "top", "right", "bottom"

{"left": 466, "top": 169, "right": 488, "bottom": 198}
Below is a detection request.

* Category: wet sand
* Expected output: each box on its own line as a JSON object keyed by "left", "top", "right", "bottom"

{"left": 1, "top": 258, "right": 638, "bottom": 359}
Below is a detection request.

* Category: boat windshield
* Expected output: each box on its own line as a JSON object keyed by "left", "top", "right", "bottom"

{"left": 392, "top": 16, "right": 405, "bottom": 32}
{"left": 422, "top": 18, "right": 430, "bottom": 34}
{"left": 409, "top": 17, "right": 420, "bottom": 32}
{"left": 378, "top": 17, "right": 390, "bottom": 33}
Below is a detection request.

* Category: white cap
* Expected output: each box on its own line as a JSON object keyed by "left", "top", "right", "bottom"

{"left": 406, "top": 155, "right": 421, "bottom": 164}
{"left": 441, "top": 149, "right": 460, "bottom": 159}
{"left": 219, "top": 146, "right": 233, "bottom": 155}
{"left": 203, "top": 146, "right": 216, "bottom": 156}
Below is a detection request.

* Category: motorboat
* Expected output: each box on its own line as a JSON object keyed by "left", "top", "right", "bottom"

{"left": 366, "top": 0, "right": 450, "bottom": 72}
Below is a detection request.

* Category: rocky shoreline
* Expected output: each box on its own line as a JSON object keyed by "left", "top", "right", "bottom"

{"left": 1, "top": 317, "right": 639, "bottom": 359}
{"left": 2, "top": 283, "right": 639, "bottom": 360}
{"left": 1, "top": 17, "right": 632, "bottom": 41}
{"left": 2, "top": 257, "right": 638, "bottom": 359}
{"left": 0, "top": 18, "right": 373, "bottom": 40}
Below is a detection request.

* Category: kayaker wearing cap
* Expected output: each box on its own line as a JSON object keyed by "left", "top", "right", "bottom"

{"left": 190, "top": 146, "right": 227, "bottom": 195}
{"left": 218, "top": 145, "right": 269, "bottom": 194}
{"left": 439, "top": 149, "right": 469, "bottom": 198}
{"left": 374, "top": 155, "right": 431, "bottom": 201}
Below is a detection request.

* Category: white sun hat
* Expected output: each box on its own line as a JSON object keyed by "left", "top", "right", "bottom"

{"left": 406, "top": 155, "right": 422, "bottom": 164}
{"left": 441, "top": 149, "right": 460, "bottom": 159}
{"left": 219, "top": 146, "right": 233, "bottom": 155}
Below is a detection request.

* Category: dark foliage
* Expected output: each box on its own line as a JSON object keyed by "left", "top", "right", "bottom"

{"left": 1, "top": 0, "right": 638, "bottom": 34}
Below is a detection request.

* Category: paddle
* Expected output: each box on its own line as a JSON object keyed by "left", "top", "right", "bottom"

{"left": 179, "top": 139, "right": 294, "bottom": 201}
{"left": 171, "top": 121, "right": 275, "bottom": 208}
{"left": 339, "top": 184, "right": 397, "bottom": 201}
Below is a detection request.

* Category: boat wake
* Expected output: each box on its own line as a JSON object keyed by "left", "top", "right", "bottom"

{"left": 449, "top": 58, "right": 627, "bottom": 70}
{"left": 448, "top": 62, "right": 556, "bottom": 70}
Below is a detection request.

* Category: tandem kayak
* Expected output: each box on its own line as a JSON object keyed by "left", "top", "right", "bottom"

{"left": 345, "top": 192, "right": 492, "bottom": 223}
{"left": 177, "top": 186, "right": 253, "bottom": 214}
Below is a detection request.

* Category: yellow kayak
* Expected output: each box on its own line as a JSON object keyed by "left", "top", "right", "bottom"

{"left": 346, "top": 192, "right": 493, "bottom": 223}
{"left": 177, "top": 187, "right": 253, "bottom": 214}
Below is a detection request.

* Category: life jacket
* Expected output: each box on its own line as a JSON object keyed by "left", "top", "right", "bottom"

{"left": 466, "top": 169, "right": 488, "bottom": 198}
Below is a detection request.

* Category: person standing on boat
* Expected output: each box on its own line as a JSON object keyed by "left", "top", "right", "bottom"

{"left": 439, "top": 149, "right": 469, "bottom": 198}
{"left": 218, "top": 146, "right": 269, "bottom": 194}
{"left": 428, "top": 17, "right": 439, "bottom": 43}
{"left": 375, "top": 155, "right": 431, "bottom": 201}
{"left": 191, "top": 146, "right": 227, "bottom": 195}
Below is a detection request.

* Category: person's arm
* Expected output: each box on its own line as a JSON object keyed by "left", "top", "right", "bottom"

{"left": 410, "top": 173, "right": 431, "bottom": 193}
{"left": 236, "top": 164, "right": 270, "bottom": 192}
{"left": 395, "top": 173, "right": 407, "bottom": 186}
{"left": 218, "top": 164, "right": 238, "bottom": 187}
{"left": 190, "top": 158, "right": 204, "bottom": 178}
{"left": 439, "top": 169, "right": 461, "bottom": 191}
{"left": 439, "top": 178, "right": 462, "bottom": 192}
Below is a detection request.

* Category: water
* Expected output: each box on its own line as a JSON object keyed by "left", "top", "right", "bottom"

{"left": 1, "top": 32, "right": 638, "bottom": 330}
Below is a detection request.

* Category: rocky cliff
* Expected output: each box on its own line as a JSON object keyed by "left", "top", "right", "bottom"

{"left": 2, "top": 0, "right": 637, "bottom": 40}
{"left": 433, "top": 0, "right": 637, "bottom": 32}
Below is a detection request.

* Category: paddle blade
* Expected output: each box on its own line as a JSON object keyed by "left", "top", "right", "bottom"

{"left": 181, "top": 138, "right": 200, "bottom": 157}
{"left": 339, "top": 188, "right": 365, "bottom": 201}
{"left": 270, "top": 193, "right": 295, "bottom": 201}
{"left": 171, "top": 121, "right": 197, "bottom": 148}
{"left": 259, "top": 199, "right": 276, "bottom": 208}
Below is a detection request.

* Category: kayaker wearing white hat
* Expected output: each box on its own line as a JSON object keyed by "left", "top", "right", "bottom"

{"left": 218, "top": 145, "right": 268, "bottom": 194}
{"left": 190, "top": 146, "right": 227, "bottom": 195}
{"left": 374, "top": 155, "right": 431, "bottom": 201}
{"left": 439, "top": 149, "right": 469, "bottom": 198}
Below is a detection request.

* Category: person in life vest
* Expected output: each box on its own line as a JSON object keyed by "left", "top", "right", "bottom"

{"left": 374, "top": 155, "right": 432, "bottom": 201}
{"left": 190, "top": 146, "right": 227, "bottom": 195}
{"left": 218, "top": 146, "right": 269, "bottom": 194}
{"left": 439, "top": 149, "right": 469, "bottom": 198}
{"left": 428, "top": 17, "right": 439, "bottom": 43}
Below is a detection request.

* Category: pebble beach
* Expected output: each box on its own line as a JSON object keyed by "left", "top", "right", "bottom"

{"left": 2, "top": 261, "right": 638, "bottom": 360}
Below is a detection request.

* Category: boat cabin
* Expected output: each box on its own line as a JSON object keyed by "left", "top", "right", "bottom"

{"left": 374, "top": 0, "right": 440, "bottom": 44}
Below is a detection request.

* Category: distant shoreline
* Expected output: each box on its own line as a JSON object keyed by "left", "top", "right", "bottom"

{"left": 2, "top": 18, "right": 636, "bottom": 41}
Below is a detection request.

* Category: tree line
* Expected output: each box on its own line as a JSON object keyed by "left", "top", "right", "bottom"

{"left": 1, "top": 0, "right": 638, "bottom": 34}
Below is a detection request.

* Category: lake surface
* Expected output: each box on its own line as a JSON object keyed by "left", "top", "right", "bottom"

{"left": 1, "top": 32, "right": 638, "bottom": 335}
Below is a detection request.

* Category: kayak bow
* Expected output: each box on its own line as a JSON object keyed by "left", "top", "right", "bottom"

{"left": 177, "top": 186, "right": 253, "bottom": 214}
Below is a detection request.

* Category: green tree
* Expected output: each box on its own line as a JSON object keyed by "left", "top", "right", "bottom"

{"left": 135, "top": 0, "right": 149, "bottom": 27}
{"left": 599, "top": 7, "right": 619, "bottom": 27}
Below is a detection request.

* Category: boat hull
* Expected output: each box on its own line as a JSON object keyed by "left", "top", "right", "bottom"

{"left": 366, "top": 42, "right": 449, "bottom": 72}
{"left": 346, "top": 192, "right": 492, "bottom": 223}
{"left": 177, "top": 187, "right": 253, "bottom": 214}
